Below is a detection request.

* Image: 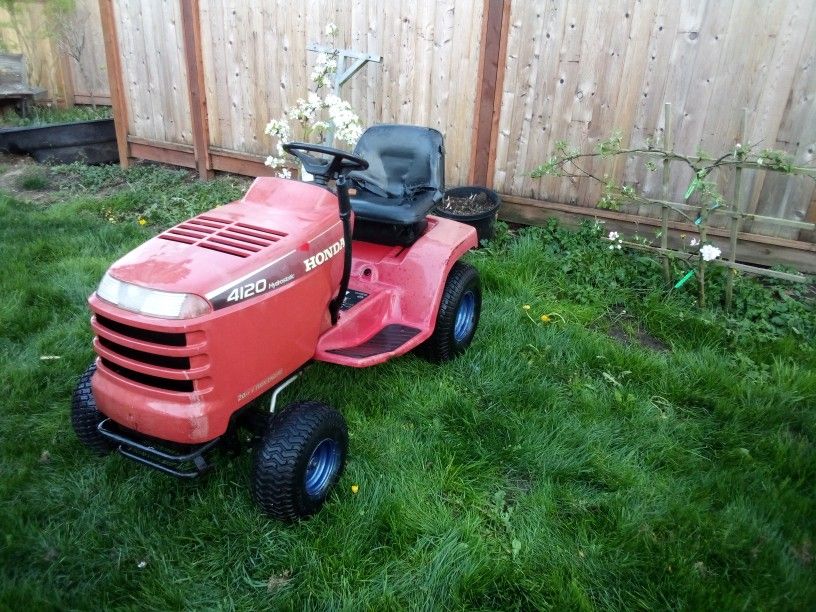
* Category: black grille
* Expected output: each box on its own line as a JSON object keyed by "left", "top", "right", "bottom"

{"left": 101, "top": 359, "right": 194, "bottom": 393}
{"left": 98, "top": 337, "right": 191, "bottom": 370}
{"left": 96, "top": 315, "right": 186, "bottom": 346}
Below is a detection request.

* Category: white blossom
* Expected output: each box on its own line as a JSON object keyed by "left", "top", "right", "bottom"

{"left": 278, "top": 168, "right": 292, "bottom": 179}
{"left": 264, "top": 118, "right": 290, "bottom": 140}
{"left": 325, "top": 94, "right": 364, "bottom": 145}
{"left": 263, "top": 22, "right": 366, "bottom": 165}
{"left": 608, "top": 231, "right": 619, "bottom": 241}
{"left": 689, "top": 238, "right": 699, "bottom": 247}
{"left": 287, "top": 92, "right": 323, "bottom": 124}
{"left": 699, "top": 244, "right": 721, "bottom": 262}
{"left": 310, "top": 52, "right": 338, "bottom": 87}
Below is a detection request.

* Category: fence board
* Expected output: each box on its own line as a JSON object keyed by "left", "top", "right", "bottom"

{"left": 0, "top": 0, "right": 108, "bottom": 105}
{"left": 197, "top": 0, "right": 483, "bottom": 186}
{"left": 492, "top": 0, "right": 816, "bottom": 244}
{"left": 68, "top": 0, "right": 110, "bottom": 103}
{"left": 114, "top": 0, "right": 191, "bottom": 145}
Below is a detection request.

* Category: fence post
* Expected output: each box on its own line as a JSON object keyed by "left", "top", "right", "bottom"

{"left": 98, "top": 0, "right": 130, "bottom": 168}
{"left": 469, "top": 0, "right": 510, "bottom": 188}
{"left": 725, "top": 108, "right": 748, "bottom": 310}
{"left": 660, "top": 102, "right": 672, "bottom": 284}
{"left": 180, "top": 0, "right": 213, "bottom": 180}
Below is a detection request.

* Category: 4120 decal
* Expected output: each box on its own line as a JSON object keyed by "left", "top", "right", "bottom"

{"left": 226, "top": 273, "right": 295, "bottom": 303}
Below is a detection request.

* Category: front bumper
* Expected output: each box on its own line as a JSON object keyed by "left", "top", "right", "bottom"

{"left": 97, "top": 418, "right": 220, "bottom": 478}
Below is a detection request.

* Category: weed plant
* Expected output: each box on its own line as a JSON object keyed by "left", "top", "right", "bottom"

{"left": 15, "top": 167, "right": 49, "bottom": 190}
{"left": 0, "top": 163, "right": 813, "bottom": 609}
{"left": 0, "top": 105, "right": 111, "bottom": 128}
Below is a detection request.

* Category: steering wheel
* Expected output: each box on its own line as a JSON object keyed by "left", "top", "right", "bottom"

{"left": 282, "top": 142, "right": 369, "bottom": 185}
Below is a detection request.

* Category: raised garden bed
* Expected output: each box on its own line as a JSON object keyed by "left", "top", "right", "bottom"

{"left": 0, "top": 118, "right": 118, "bottom": 164}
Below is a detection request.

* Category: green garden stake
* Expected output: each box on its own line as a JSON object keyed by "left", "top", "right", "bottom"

{"left": 684, "top": 178, "right": 701, "bottom": 201}
{"left": 674, "top": 269, "right": 695, "bottom": 289}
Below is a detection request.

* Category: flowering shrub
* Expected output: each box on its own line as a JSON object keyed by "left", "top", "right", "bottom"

{"left": 531, "top": 127, "right": 808, "bottom": 309}
{"left": 264, "top": 22, "right": 365, "bottom": 177}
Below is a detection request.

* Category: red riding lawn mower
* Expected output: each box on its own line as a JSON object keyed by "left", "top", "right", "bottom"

{"left": 71, "top": 125, "right": 482, "bottom": 521}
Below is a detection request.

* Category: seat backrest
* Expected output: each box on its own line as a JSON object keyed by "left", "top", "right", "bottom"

{"left": 350, "top": 124, "right": 444, "bottom": 199}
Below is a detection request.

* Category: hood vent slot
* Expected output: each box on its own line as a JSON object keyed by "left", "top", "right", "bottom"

{"left": 158, "top": 215, "right": 287, "bottom": 257}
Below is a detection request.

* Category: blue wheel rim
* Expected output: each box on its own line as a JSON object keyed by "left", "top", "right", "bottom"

{"left": 453, "top": 290, "right": 476, "bottom": 343}
{"left": 304, "top": 438, "right": 341, "bottom": 497}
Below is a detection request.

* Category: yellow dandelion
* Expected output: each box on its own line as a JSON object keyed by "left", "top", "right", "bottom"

{"left": 351, "top": 484, "right": 359, "bottom": 494}
{"left": 522, "top": 304, "right": 531, "bottom": 310}
{"left": 138, "top": 218, "right": 147, "bottom": 226}
{"left": 540, "top": 314, "right": 552, "bottom": 323}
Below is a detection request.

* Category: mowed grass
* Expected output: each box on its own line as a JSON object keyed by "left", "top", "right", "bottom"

{"left": 0, "top": 162, "right": 814, "bottom": 609}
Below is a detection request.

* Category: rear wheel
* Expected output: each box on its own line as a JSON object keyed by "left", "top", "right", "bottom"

{"left": 70, "top": 362, "right": 112, "bottom": 455}
{"left": 420, "top": 261, "right": 481, "bottom": 362}
{"left": 251, "top": 401, "right": 348, "bottom": 521}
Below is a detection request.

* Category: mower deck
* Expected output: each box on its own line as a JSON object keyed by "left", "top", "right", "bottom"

{"left": 314, "top": 215, "right": 476, "bottom": 367}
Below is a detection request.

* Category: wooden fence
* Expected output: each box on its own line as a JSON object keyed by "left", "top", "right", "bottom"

{"left": 105, "top": 0, "right": 484, "bottom": 186}
{"left": 491, "top": 0, "right": 816, "bottom": 271}
{"left": 0, "top": 0, "right": 109, "bottom": 105}
{"left": 40, "top": 0, "right": 816, "bottom": 272}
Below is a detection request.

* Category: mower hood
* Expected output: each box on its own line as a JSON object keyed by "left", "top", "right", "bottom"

{"left": 103, "top": 178, "right": 342, "bottom": 307}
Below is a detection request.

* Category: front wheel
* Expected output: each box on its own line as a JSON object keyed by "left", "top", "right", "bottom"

{"left": 420, "top": 261, "right": 482, "bottom": 362}
{"left": 251, "top": 401, "right": 348, "bottom": 521}
{"left": 70, "top": 362, "right": 113, "bottom": 455}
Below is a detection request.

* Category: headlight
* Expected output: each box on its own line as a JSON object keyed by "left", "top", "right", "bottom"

{"left": 96, "top": 273, "right": 211, "bottom": 319}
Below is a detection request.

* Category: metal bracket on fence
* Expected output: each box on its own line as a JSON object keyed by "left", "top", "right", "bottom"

{"left": 307, "top": 44, "right": 382, "bottom": 95}
{"left": 307, "top": 43, "right": 382, "bottom": 145}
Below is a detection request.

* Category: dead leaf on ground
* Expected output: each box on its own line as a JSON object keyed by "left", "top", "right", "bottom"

{"left": 792, "top": 539, "right": 812, "bottom": 566}
{"left": 267, "top": 569, "right": 292, "bottom": 593}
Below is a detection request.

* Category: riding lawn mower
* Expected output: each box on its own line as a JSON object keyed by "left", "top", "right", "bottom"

{"left": 71, "top": 124, "right": 482, "bottom": 521}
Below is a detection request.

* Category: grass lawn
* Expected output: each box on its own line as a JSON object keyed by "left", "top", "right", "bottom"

{"left": 1, "top": 159, "right": 814, "bottom": 609}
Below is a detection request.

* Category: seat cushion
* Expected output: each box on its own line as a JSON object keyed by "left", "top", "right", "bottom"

{"left": 349, "top": 189, "right": 439, "bottom": 225}
{"left": 346, "top": 124, "right": 445, "bottom": 227}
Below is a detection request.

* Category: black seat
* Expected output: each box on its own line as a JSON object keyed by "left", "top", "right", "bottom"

{"left": 348, "top": 124, "right": 445, "bottom": 246}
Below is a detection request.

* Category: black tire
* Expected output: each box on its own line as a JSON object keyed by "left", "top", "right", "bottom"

{"left": 420, "top": 261, "right": 482, "bottom": 362}
{"left": 251, "top": 401, "right": 348, "bottom": 521}
{"left": 70, "top": 362, "right": 112, "bottom": 455}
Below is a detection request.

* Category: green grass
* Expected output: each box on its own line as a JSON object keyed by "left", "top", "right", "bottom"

{"left": 0, "top": 104, "right": 112, "bottom": 128}
{"left": 0, "top": 163, "right": 814, "bottom": 609}
{"left": 15, "top": 167, "right": 49, "bottom": 190}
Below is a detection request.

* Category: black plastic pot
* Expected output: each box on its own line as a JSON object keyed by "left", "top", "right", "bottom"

{"left": 0, "top": 118, "right": 118, "bottom": 164}
{"left": 434, "top": 186, "right": 501, "bottom": 243}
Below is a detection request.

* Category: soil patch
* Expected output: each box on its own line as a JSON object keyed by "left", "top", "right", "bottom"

{"left": 437, "top": 190, "right": 492, "bottom": 216}
{"left": 0, "top": 153, "right": 66, "bottom": 205}
{"left": 609, "top": 323, "right": 669, "bottom": 352}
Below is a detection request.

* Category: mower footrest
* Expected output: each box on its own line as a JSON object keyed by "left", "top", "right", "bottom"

{"left": 324, "top": 324, "right": 421, "bottom": 360}
{"left": 97, "top": 419, "right": 219, "bottom": 478}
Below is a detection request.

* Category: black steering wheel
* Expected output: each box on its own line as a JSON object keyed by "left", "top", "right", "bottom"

{"left": 282, "top": 142, "right": 369, "bottom": 185}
